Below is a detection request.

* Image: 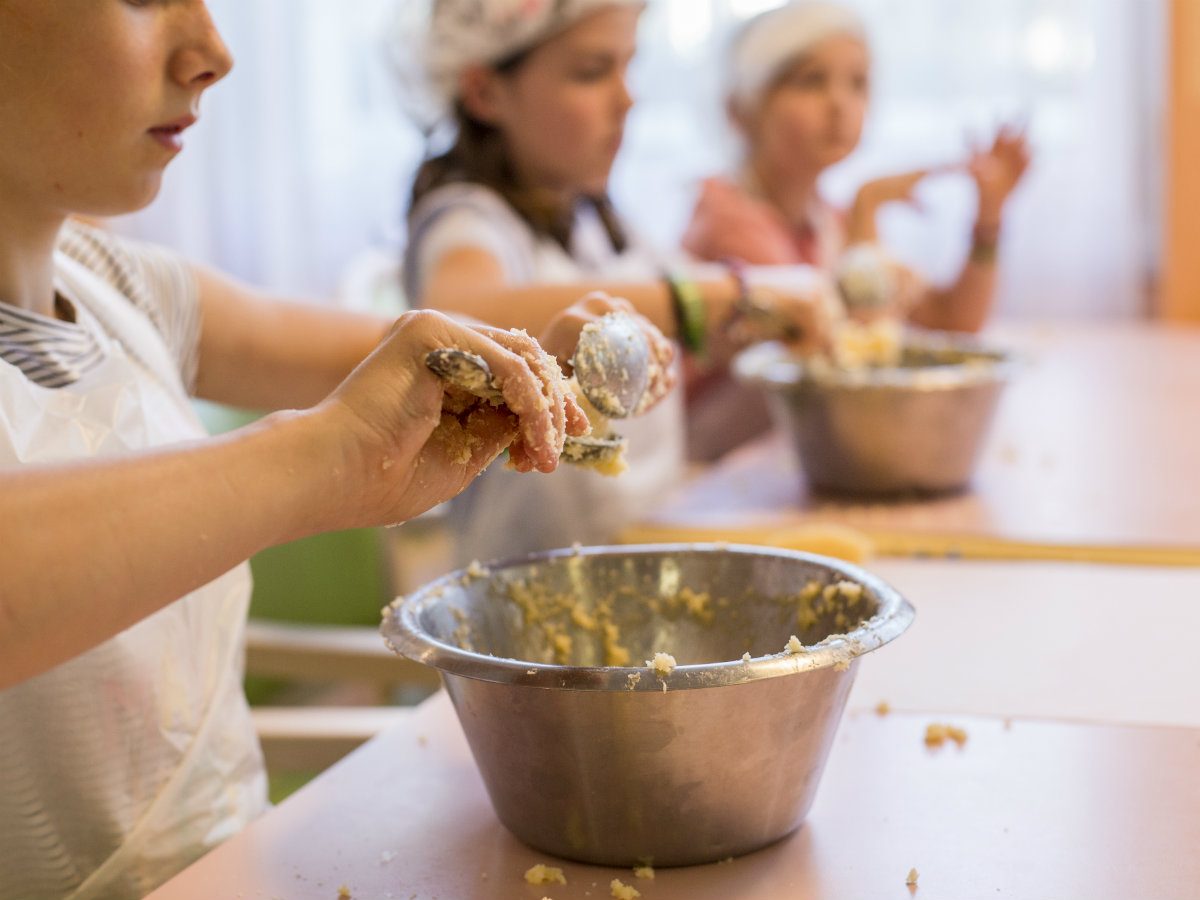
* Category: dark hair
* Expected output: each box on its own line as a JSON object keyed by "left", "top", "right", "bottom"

{"left": 407, "top": 51, "right": 627, "bottom": 255}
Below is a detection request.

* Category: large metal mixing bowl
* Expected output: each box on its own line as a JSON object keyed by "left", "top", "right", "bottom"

{"left": 734, "top": 332, "right": 1015, "bottom": 495}
{"left": 382, "top": 544, "right": 914, "bottom": 866}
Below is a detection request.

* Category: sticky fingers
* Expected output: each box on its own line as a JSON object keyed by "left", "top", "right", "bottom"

{"left": 465, "top": 326, "right": 585, "bottom": 473}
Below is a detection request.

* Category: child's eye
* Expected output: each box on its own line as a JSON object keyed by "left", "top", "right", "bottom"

{"left": 573, "top": 67, "right": 611, "bottom": 84}
{"left": 789, "top": 69, "right": 828, "bottom": 91}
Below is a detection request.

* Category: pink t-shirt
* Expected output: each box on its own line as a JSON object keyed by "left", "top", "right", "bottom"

{"left": 681, "top": 176, "right": 845, "bottom": 270}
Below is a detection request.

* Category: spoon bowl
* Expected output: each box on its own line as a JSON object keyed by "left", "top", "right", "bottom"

{"left": 570, "top": 312, "right": 651, "bottom": 419}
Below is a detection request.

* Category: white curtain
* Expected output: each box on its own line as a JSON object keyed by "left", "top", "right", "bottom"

{"left": 112, "top": 0, "right": 1162, "bottom": 320}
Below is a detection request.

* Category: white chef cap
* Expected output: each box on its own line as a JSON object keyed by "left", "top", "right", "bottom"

{"left": 392, "top": 0, "right": 645, "bottom": 132}
{"left": 726, "top": 1, "right": 868, "bottom": 114}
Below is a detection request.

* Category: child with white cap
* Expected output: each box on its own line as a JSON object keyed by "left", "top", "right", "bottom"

{"left": 677, "top": 0, "right": 1030, "bottom": 456}
{"left": 683, "top": 0, "right": 1030, "bottom": 330}
{"left": 396, "top": 0, "right": 837, "bottom": 559}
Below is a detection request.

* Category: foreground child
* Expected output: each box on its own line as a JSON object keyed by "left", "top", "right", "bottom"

{"left": 0, "top": 3, "right": 604, "bottom": 897}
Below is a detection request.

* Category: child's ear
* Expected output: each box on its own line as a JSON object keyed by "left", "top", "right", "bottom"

{"left": 725, "top": 96, "right": 752, "bottom": 137}
{"left": 459, "top": 64, "right": 504, "bottom": 126}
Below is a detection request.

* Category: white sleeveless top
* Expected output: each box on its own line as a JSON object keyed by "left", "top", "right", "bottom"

{"left": 0, "top": 225, "right": 267, "bottom": 900}
{"left": 405, "top": 184, "right": 686, "bottom": 565}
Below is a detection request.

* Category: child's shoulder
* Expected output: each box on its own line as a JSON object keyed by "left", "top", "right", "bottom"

{"left": 410, "top": 181, "right": 522, "bottom": 227}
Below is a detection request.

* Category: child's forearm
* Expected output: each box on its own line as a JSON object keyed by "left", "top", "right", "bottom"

{"left": 908, "top": 240, "right": 999, "bottom": 333}
{"left": 0, "top": 410, "right": 340, "bottom": 689}
{"left": 423, "top": 278, "right": 742, "bottom": 348}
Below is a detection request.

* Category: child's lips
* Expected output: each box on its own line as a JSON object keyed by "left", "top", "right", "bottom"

{"left": 148, "top": 115, "right": 197, "bottom": 152}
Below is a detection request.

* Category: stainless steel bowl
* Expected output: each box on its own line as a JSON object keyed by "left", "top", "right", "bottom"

{"left": 734, "top": 331, "right": 1015, "bottom": 495}
{"left": 382, "top": 544, "right": 914, "bottom": 866}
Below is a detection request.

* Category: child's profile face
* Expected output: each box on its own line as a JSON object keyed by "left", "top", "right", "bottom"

{"left": 475, "top": 6, "right": 640, "bottom": 196}
{"left": 0, "top": 0, "right": 232, "bottom": 220}
{"left": 745, "top": 34, "right": 870, "bottom": 179}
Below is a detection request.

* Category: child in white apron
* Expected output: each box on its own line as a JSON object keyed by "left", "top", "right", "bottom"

{"left": 399, "top": 0, "right": 837, "bottom": 562}
{"left": 0, "top": 6, "right": 590, "bottom": 898}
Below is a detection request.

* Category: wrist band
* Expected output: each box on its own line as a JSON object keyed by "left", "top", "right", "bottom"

{"left": 721, "top": 256, "right": 754, "bottom": 315}
{"left": 969, "top": 224, "right": 1000, "bottom": 265}
{"left": 664, "top": 271, "right": 708, "bottom": 361}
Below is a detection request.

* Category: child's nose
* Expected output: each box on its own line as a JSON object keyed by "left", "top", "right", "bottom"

{"left": 614, "top": 76, "right": 634, "bottom": 115}
{"left": 170, "top": 5, "right": 234, "bottom": 89}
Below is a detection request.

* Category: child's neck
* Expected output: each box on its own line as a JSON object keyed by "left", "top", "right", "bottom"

{"left": 746, "top": 158, "right": 822, "bottom": 230}
{"left": 0, "top": 212, "right": 63, "bottom": 319}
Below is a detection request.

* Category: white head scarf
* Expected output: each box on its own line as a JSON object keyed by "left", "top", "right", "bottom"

{"left": 392, "top": 0, "right": 645, "bottom": 132}
{"left": 725, "top": 1, "right": 868, "bottom": 114}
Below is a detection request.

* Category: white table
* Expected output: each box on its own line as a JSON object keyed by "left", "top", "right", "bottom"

{"left": 626, "top": 321, "right": 1200, "bottom": 565}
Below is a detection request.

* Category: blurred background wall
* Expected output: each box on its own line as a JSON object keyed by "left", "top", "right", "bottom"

{"left": 109, "top": 0, "right": 1168, "bottom": 321}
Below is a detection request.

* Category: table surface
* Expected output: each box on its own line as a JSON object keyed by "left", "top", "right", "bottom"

{"left": 625, "top": 320, "right": 1200, "bottom": 564}
{"left": 149, "top": 559, "right": 1200, "bottom": 900}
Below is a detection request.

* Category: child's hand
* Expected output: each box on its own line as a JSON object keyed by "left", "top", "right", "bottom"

{"left": 969, "top": 123, "right": 1031, "bottom": 231}
{"left": 847, "top": 169, "right": 932, "bottom": 244}
{"left": 314, "top": 309, "right": 589, "bottom": 528}
{"left": 731, "top": 267, "right": 842, "bottom": 358}
{"left": 539, "top": 291, "right": 677, "bottom": 414}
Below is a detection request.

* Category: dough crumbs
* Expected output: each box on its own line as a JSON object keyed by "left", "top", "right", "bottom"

{"left": 461, "top": 559, "right": 489, "bottom": 583}
{"left": 647, "top": 652, "right": 676, "bottom": 678}
{"left": 633, "top": 865, "right": 655, "bottom": 880}
{"left": 785, "top": 635, "right": 806, "bottom": 654}
{"left": 833, "top": 659, "right": 851, "bottom": 671}
{"left": 741, "top": 651, "right": 752, "bottom": 663}
{"left": 924, "top": 723, "right": 968, "bottom": 747}
{"left": 610, "top": 878, "right": 641, "bottom": 899}
{"left": 337, "top": 885, "right": 352, "bottom": 900}
{"left": 525, "top": 864, "right": 567, "bottom": 886}
{"left": 906, "top": 867, "right": 919, "bottom": 886}
{"left": 875, "top": 700, "right": 891, "bottom": 715}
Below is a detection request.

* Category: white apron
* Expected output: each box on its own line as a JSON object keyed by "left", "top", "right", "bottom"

{"left": 0, "top": 253, "right": 268, "bottom": 900}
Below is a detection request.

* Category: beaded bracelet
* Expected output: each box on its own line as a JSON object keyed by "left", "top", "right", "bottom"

{"left": 664, "top": 271, "right": 708, "bottom": 361}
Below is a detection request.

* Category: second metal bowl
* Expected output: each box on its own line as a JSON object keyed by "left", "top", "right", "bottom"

{"left": 734, "top": 331, "right": 1015, "bottom": 495}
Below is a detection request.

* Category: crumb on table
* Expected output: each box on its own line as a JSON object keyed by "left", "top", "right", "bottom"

{"left": 610, "top": 878, "right": 641, "bottom": 899}
{"left": 525, "top": 864, "right": 567, "bottom": 886}
{"left": 924, "top": 723, "right": 968, "bottom": 747}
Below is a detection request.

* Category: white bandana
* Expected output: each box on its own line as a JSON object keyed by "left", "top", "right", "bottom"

{"left": 392, "top": 0, "right": 645, "bottom": 131}
{"left": 726, "top": 1, "right": 867, "bottom": 113}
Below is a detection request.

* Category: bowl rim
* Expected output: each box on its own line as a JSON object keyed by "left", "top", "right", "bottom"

{"left": 733, "top": 329, "right": 1020, "bottom": 391}
{"left": 381, "top": 543, "right": 916, "bottom": 693}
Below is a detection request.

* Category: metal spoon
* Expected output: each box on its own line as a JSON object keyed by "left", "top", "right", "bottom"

{"left": 570, "top": 312, "right": 651, "bottom": 418}
{"left": 425, "top": 348, "right": 626, "bottom": 468}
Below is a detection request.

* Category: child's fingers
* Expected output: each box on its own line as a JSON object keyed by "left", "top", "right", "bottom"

{"left": 448, "top": 325, "right": 570, "bottom": 473}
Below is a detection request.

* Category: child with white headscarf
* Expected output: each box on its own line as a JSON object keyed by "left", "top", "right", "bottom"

{"left": 685, "top": 0, "right": 1030, "bottom": 324}
{"left": 679, "top": 0, "right": 1030, "bottom": 456}
{"left": 395, "top": 0, "right": 837, "bottom": 561}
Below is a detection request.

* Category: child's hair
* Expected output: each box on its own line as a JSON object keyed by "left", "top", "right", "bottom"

{"left": 407, "top": 32, "right": 628, "bottom": 255}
